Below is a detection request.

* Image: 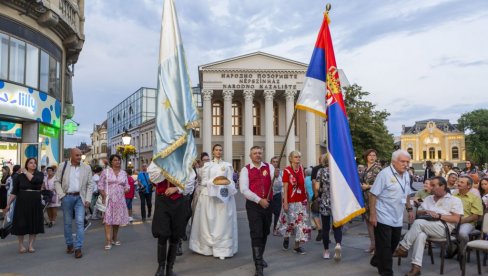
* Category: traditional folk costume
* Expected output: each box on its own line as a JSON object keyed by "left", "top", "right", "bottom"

{"left": 239, "top": 162, "right": 274, "bottom": 276}
{"left": 148, "top": 163, "right": 195, "bottom": 276}
{"left": 189, "top": 158, "right": 238, "bottom": 259}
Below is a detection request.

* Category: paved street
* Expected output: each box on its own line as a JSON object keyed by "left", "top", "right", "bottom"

{"left": 0, "top": 187, "right": 484, "bottom": 276}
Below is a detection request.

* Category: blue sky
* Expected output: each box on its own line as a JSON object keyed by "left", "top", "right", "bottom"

{"left": 68, "top": 0, "right": 488, "bottom": 147}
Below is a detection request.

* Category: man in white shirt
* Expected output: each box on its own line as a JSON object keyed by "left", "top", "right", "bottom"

{"left": 55, "top": 148, "right": 94, "bottom": 259}
{"left": 394, "top": 176, "right": 463, "bottom": 276}
{"left": 240, "top": 146, "right": 275, "bottom": 276}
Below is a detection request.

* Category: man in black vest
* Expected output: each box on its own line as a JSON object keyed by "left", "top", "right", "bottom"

{"left": 239, "top": 146, "right": 275, "bottom": 276}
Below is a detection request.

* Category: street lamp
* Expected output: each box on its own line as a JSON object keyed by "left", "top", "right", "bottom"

{"left": 121, "top": 130, "right": 132, "bottom": 169}
{"left": 81, "top": 154, "right": 86, "bottom": 163}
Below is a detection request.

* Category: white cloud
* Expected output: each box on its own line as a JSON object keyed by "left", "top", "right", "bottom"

{"left": 65, "top": 0, "right": 488, "bottom": 147}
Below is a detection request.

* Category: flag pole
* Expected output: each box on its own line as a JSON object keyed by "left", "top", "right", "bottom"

{"left": 266, "top": 107, "right": 298, "bottom": 199}
{"left": 265, "top": 3, "right": 333, "bottom": 200}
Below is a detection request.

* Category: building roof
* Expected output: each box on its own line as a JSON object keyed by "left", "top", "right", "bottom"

{"left": 402, "top": 119, "right": 461, "bottom": 134}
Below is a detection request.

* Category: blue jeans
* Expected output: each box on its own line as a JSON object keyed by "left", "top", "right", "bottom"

{"left": 61, "top": 195, "right": 85, "bottom": 249}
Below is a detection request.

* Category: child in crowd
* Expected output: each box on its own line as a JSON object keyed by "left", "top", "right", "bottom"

{"left": 479, "top": 177, "right": 488, "bottom": 209}
{"left": 413, "top": 178, "right": 433, "bottom": 206}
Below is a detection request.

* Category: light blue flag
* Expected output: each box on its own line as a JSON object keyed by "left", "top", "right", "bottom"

{"left": 152, "top": 0, "right": 198, "bottom": 188}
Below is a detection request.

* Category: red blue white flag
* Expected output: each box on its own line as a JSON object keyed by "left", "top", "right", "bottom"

{"left": 298, "top": 12, "right": 365, "bottom": 227}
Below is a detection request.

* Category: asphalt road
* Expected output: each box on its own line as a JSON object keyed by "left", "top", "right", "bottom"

{"left": 0, "top": 183, "right": 484, "bottom": 276}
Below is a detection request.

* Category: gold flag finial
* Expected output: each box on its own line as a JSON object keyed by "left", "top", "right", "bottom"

{"left": 326, "top": 3, "right": 332, "bottom": 12}
{"left": 324, "top": 3, "right": 332, "bottom": 24}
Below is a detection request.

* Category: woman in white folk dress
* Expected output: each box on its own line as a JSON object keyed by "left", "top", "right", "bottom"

{"left": 189, "top": 144, "right": 238, "bottom": 259}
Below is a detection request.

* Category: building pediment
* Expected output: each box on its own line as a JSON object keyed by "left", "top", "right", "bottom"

{"left": 199, "top": 52, "right": 308, "bottom": 71}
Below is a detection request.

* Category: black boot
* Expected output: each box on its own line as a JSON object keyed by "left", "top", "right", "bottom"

{"left": 148, "top": 207, "right": 152, "bottom": 218}
{"left": 166, "top": 242, "right": 178, "bottom": 276}
{"left": 252, "top": 247, "right": 264, "bottom": 276}
{"left": 155, "top": 239, "right": 167, "bottom": 276}
{"left": 176, "top": 240, "right": 183, "bottom": 256}
{"left": 260, "top": 245, "right": 268, "bottom": 268}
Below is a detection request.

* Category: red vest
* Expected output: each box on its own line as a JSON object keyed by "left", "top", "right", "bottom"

{"left": 156, "top": 180, "right": 182, "bottom": 200}
{"left": 246, "top": 163, "right": 272, "bottom": 200}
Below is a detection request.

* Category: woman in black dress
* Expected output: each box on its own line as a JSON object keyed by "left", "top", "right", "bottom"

{"left": 5, "top": 158, "right": 45, "bottom": 253}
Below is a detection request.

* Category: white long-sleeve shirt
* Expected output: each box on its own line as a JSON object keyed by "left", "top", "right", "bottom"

{"left": 147, "top": 162, "right": 196, "bottom": 195}
{"left": 239, "top": 162, "right": 275, "bottom": 203}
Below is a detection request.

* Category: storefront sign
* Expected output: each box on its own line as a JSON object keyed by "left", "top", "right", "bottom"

{"left": 0, "top": 80, "right": 61, "bottom": 128}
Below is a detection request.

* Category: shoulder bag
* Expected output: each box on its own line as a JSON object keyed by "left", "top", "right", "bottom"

{"left": 96, "top": 170, "right": 110, "bottom": 212}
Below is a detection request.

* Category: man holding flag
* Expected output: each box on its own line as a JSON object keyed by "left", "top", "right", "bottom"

{"left": 295, "top": 6, "right": 364, "bottom": 231}
{"left": 148, "top": 0, "right": 199, "bottom": 275}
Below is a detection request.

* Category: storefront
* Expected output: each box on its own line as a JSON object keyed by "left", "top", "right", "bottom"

{"left": 0, "top": 80, "right": 62, "bottom": 167}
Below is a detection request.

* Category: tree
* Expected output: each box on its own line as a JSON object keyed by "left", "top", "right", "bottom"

{"left": 343, "top": 84, "right": 395, "bottom": 163}
{"left": 457, "top": 109, "right": 488, "bottom": 167}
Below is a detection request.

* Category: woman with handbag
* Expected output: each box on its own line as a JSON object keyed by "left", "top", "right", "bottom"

{"left": 276, "top": 150, "right": 311, "bottom": 254}
{"left": 98, "top": 154, "right": 129, "bottom": 250}
{"left": 314, "top": 158, "right": 343, "bottom": 260}
{"left": 42, "top": 167, "right": 60, "bottom": 227}
{"left": 5, "top": 158, "right": 44, "bottom": 253}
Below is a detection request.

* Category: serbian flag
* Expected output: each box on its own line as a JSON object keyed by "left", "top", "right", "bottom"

{"left": 298, "top": 12, "right": 365, "bottom": 227}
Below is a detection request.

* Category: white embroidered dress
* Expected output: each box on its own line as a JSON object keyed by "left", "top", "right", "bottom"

{"left": 189, "top": 158, "right": 238, "bottom": 258}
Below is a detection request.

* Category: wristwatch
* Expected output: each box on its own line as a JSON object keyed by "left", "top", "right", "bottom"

{"left": 406, "top": 207, "right": 413, "bottom": 212}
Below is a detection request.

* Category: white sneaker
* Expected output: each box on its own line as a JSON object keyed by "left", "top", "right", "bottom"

{"left": 334, "top": 243, "right": 342, "bottom": 261}
{"left": 323, "top": 250, "right": 330, "bottom": 259}
{"left": 129, "top": 217, "right": 134, "bottom": 222}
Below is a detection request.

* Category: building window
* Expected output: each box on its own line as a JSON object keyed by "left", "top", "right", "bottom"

{"left": 48, "top": 56, "right": 59, "bottom": 98}
{"left": 452, "top": 147, "right": 459, "bottom": 159}
{"left": 140, "top": 134, "right": 144, "bottom": 147}
{"left": 9, "top": 37, "right": 25, "bottom": 84}
{"left": 232, "top": 101, "right": 242, "bottom": 135}
{"left": 212, "top": 101, "right": 223, "bottom": 136}
{"left": 0, "top": 33, "right": 8, "bottom": 79}
{"left": 25, "top": 43, "right": 39, "bottom": 88}
{"left": 429, "top": 147, "right": 435, "bottom": 159}
{"left": 150, "top": 131, "right": 153, "bottom": 146}
{"left": 423, "top": 150, "right": 427, "bottom": 160}
{"left": 437, "top": 150, "right": 442, "bottom": 159}
{"left": 193, "top": 127, "right": 200, "bottom": 138}
{"left": 253, "top": 101, "right": 261, "bottom": 136}
{"left": 39, "top": 50, "right": 49, "bottom": 92}
{"left": 407, "top": 148, "right": 413, "bottom": 160}
{"left": 273, "top": 101, "right": 279, "bottom": 135}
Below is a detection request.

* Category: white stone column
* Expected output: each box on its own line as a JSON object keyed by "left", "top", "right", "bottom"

{"left": 284, "top": 90, "right": 297, "bottom": 156}
{"left": 306, "top": 112, "right": 316, "bottom": 167}
{"left": 243, "top": 89, "right": 255, "bottom": 165}
{"left": 264, "top": 90, "right": 275, "bottom": 163}
{"left": 223, "top": 89, "right": 234, "bottom": 162}
{"left": 201, "top": 89, "right": 213, "bottom": 155}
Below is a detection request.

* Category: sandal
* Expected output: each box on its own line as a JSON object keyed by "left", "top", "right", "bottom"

{"left": 19, "top": 247, "right": 27, "bottom": 254}
{"left": 28, "top": 248, "right": 36, "bottom": 253}
{"left": 111, "top": 240, "right": 121, "bottom": 246}
{"left": 104, "top": 244, "right": 112, "bottom": 250}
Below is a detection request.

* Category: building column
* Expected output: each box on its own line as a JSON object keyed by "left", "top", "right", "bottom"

{"left": 201, "top": 89, "right": 213, "bottom": 155}
{"left": 223, "top": 89, "right": 234, "bottom": 162}
{"left": 284, "top": 90, "right": 297, "bottom": 156}
{"left": 306, "top": 112, "right": 316, "bottom": 167}
{"left": 264, "top": 90, "right": 275, "bottom": 162}
{"left": 243, "top": 89, "right": 255, "bottom": 165}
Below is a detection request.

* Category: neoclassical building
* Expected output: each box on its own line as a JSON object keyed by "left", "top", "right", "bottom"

{"left": 400, "top": 119, "right": 466, "bottom": 166}
{"left": 197, "top": 52, "right": 326, "bottom": 168}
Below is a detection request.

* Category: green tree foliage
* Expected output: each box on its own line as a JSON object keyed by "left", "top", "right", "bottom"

{"left": 457, "top": 109, "right": 488, "bottom": 166}
{"left": 343, "top": 84, "right": 395, "bottom": 164}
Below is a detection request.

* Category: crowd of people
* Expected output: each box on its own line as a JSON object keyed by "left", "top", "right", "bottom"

{"left": 1, "top": 146, "right": 488, "bottom": 276}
